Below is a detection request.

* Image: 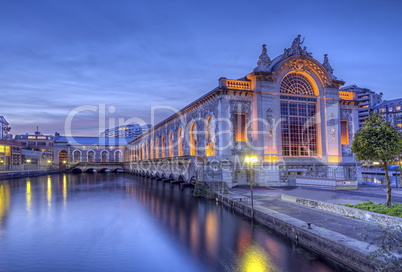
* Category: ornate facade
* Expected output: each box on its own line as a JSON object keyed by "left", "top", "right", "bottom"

{"left": 125, "top": 36, "right": 360, "bottom": 188}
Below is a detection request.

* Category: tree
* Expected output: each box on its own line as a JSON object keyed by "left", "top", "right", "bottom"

{"left": 351, "top": 113, "right": 401, "bottom": 206}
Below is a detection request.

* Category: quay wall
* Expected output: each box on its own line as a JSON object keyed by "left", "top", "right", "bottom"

{"left": 0, "top": 170, "right": 64, "bottom": 180}
{"left": 216, "top": 193, "right": 379, "bottom": 272}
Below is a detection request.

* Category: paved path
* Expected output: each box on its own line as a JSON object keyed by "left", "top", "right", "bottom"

{"left": 227, "top": 184, "right": 402, "bottom": 245}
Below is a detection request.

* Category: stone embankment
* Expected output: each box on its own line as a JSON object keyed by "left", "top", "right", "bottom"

{"left": 281, "top": 194, "right": 402, "bottom": 228}
{"left": 215, "top": 191, "right": 385, "bottom": 272}
{"left": 0, "top": 170, "right": 64, "bottom": 180}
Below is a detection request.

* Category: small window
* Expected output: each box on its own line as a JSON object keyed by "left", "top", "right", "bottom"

{"left": 235, "top": 114, "right": 246, "bottom": 142}
{"left": 340, "top": 120, "right": 349, "bottom": 145}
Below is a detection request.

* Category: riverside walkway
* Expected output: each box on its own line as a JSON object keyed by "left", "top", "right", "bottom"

{"left": 217, "top": 184, "right": 402, "bottom": 272}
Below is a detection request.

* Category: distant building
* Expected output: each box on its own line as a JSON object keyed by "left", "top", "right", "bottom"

{"left": 372, "top": 98, "right": 402, "bottom": 132}
{"left": 100, "top": 124, "right": 152, "bottom": 138}
{"left": 340, "top": 85, "right": 383, "bottom": 128}
{"left": 0, "top": 116, "right": 21, "bottom": 168}
{"left": 14, "top": 131, "right": 54, "bottom": 162}
{"left": 0, "top": 116, "right": 12, "bottom": 140}
{"left": 53, "top": 136, "right": 133, "bottom": 168}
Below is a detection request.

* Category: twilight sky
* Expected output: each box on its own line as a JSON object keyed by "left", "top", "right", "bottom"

{"left": 1, "top": 0, "right": 401, "bottom": 136}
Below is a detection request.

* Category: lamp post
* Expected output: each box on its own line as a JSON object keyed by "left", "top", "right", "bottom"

{"left": 244, "top": 155, "right": 258, "bottom": 219}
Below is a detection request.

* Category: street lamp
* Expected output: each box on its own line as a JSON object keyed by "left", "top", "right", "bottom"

{"left": 244, "top": 155, "right": 259, "bottom": 219}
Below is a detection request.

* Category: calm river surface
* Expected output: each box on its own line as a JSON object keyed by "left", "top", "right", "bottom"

{"left": 0, "top": 173, "right": 340, "bottom": 272}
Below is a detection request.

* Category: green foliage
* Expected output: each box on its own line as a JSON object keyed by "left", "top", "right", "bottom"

{"left": 192, "top": 181, "right": 215, "bottom": 199}
{"left": 351, "top": 113, "right": 401, "bottom": 163}
{"left": 343, "top": 201, "right": 402, "bottom": 217}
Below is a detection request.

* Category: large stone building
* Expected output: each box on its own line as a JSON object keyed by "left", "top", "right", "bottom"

{"left": 340, "top": 85, "right": 383, "bottom": 128}
{"left": 372, "top": 98, "right": 402, "bottom": 132}
{"left": 125, "top": 36, "right": 361, "bottom": 189}
{"left": 0, "top": 116, "right": 22, "bottom": 168}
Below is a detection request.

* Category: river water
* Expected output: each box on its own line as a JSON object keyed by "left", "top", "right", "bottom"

{"left": 0, "top": 173, "right": 341, "bottom": 272}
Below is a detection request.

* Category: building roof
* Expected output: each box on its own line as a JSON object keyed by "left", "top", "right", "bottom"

{"left": 54, "top": 136, "right": 134, "bottom": 146}
{"left": 373, "top": 98, "right": 402, "bottom": 109}
{"left": 0, "top": 116, "right": 9, "bottom": 125}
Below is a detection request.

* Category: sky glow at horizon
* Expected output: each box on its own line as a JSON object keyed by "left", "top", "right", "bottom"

{"left": 1, "top": 0, "right": 401, "bottom": 136}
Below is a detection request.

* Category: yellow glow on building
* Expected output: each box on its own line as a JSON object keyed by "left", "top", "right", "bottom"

{"left": 339, "top": 91, "right": 355, "bottom": 100}
{"left": 264, "top": 155, "right": 278, "bottom": 163}
{"left": 244, "top": 156, "right": 259, "bottom": 164}
{"left": 328, "top": 156, "right": 341, "bottom": 163}
{"left": 26, "top": 180, "right": 32, "bottom": 212}
{"left": 239, "top": 244, "right": 273, "bottom": 272}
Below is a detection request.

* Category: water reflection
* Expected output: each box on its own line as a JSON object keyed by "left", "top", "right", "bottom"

{"left": 0, "top": 174, "right": 338, "bottom": 272}
{"left": 124, "top": 177, "right": 335, "bottom": 272}
{"left": 0, "top": 183, "right": 10, "bottom": 232}
{"left": 26, "top": 180, "right": 32, "bottom": 212}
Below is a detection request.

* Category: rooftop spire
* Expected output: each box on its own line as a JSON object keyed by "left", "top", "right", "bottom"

{"left": 323, "top": 54, "right": 335, "bottom": 78}
{"left": 254, "top": 44, "right": 271, "bottom": 72}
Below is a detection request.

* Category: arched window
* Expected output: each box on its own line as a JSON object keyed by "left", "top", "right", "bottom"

{"left": 205, "top": 116, "right": 215, "bottom": 156}
{"left": 280, "top": 73, "right": 317, "bottom": 156}
{"left": 146, "top": 141, "right": 149, "bottom": 160}
{"left": 280, "top": 73, "right": 314, "bottom": 96}
{"left": 58, "top": 150, "right": 68, "bottom": 168}
{"left": 178, "top": 128, "right": 183, "bottom": 156}
{"left": 73, "top": 150, "right": 81, "bottom": 162}
{"left": 161, "top": 135, "right": 166, "bottom": 158}
{"left": 189, "top": 123, "right": 197, "bottom": 156}
{"left": 114, "top": 150, "right": 122, "bottom": 162}
{"left": 150, "top": 140, "right": 154, "bottom": 159}
{"left": 155, "top": 138, "right": 159, "bottom": 159}
{"left": 87, "top": 150, "right": 95, "bottom": 163}
{"left": 168, "top": 132, "right": 173, "bottom": 157}
{"left": 101, "top": 150, "right": 108, "bottom": 162}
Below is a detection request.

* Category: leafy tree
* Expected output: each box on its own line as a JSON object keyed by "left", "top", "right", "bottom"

{"left": 351, "top": 113, "right": 401, "bottom": 206}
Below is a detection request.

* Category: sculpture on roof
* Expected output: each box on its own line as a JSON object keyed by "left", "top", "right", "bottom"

{"left": 254, "top": 44, "right": 271, "bottom": 72}
{"left": 323, "top": 54, "right": 334, "bottom": 75}
{"left": 282, "top": 35, "right": 312, "bottom": 58}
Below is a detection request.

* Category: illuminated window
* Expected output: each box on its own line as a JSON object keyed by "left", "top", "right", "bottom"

{"left": 380, "top": 108, "right": 386, "bottom": 113}
{"left": 168, "top": 132, "right": 173, "bottom": 157}
{"left": 161, "top": 135, "right": 166, "bottom": 158}
{"left": 146, "top": 142, "right": 149, "bottom": 160}
{"left": 149, "top": 140, "right": 154, "bottom": 160}
{"left": 205, "top": 116, "right": 215, "bottom": 156}
{"left": 340, "top": 120, "right": 349, "bottom": 145}
{"left": 396, "top": 106, "right": 401, "bottom": 111}
{"left": 281, "top": 98, "right": 317, "bottom": 156}
{"left": 235, "top": 114, "right": 246, "bottom": 142}
{"left": 280, "top": 73, "right": 314, "bottom": 96}
{"left": 397, "top": 123, "right": 402, "bottom": 128}
{"left": 155, "top": 138, "right": 159, "bottom": 159}
{"left": 177, "top": 128, "right": 183, "bottom": 156}
{"left": 189, "top": 123, "right": 197, "bottom": 156}
{"left": 389, "top": 107, "right": 393, "bottom": 112}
